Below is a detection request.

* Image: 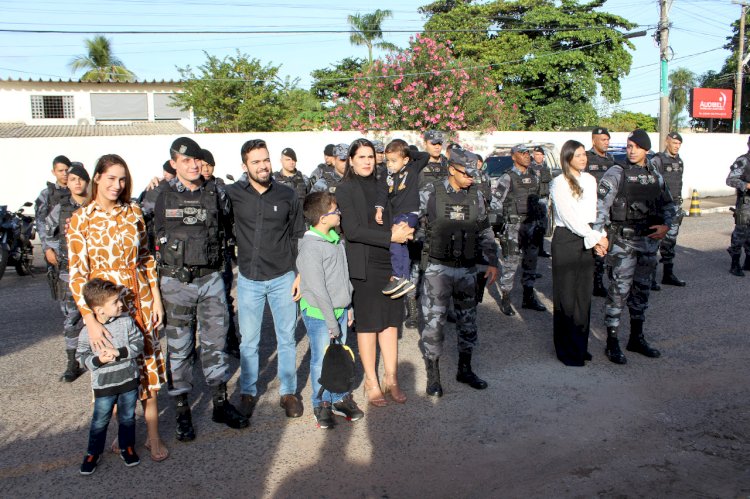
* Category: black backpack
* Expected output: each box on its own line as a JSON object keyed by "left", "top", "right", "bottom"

{"left": 318, "top": 337, "right": 355, "bottom": 398}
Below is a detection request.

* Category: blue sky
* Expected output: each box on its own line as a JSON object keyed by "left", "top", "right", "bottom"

{"left": 0, "top": 0, "right": 740, "bottom": 118}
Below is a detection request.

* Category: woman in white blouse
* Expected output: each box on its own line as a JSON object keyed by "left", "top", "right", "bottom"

{"left": 549, "top": 140, "right": 609, "bottom": 366}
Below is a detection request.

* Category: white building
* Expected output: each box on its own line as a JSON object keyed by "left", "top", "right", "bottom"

{"left": 0, "top": 78, "right": 194, "bottom": 137}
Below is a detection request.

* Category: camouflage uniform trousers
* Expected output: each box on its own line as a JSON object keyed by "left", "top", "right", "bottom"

{"left": 499, "top": 221, "right": 540, "bottom": 293}
{"left": 59, "top": 273, "right": 83, "bottom": 351}
{"left": 419, "top": 263, "right": 478, "bottom": 360}
{"left": 605, "top": 234, "right": 659, "bottom": 328}
{"left": 161, "top": 271, "right": 230, "bottom": 396}
{"left": 658, "top": 208, "right": 684, "bottom": 264}
{"left": 727, "top": 224, "right": 750, "bottom": 257}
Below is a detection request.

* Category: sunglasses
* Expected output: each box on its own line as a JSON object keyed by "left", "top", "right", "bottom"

{"left": 451, "top": 167, "right": 473, "bottom": 178}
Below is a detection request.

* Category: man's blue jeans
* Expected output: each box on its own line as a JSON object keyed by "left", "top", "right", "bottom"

{"left": 87, "top": 388, "right": 137, "bottom": 456}
{"left": 237, "top": 271, "right": 298, "bottom": 397}
{"left": 301, "top": 309, "right": 349, "bottom": 408}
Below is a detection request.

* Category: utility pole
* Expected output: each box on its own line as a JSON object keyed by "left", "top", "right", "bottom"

{"left": 733, "top": 1, "right": 748, "bottom": 134}
{"left": 659, "top": 0, "right": 670, "bottom": 150}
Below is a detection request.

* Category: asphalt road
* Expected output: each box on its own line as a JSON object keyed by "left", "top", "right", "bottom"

{"left": 0, "top": 212, "right": 748, "bottom": 498}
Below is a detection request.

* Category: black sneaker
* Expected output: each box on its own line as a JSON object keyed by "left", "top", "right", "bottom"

{"left": 314, "top": 404, "right": 335, "bottom": 429}
{"left": 120, "top": 447, "right": 140, "bottom": 467}
{"left": 391, "top": 280, "right": 416, "bottom": 299}
{"left": 332, "top": 394, "right": 364, "bottom": 422}
{"left": 382, "top": 277, "right": 407, "bottom": 295}
{"left": 80, "top": 454, "right": 100, "bottom": 475}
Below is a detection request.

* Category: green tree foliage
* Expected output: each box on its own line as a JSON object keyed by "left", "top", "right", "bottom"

{"left": 329, "top": 35, "right": 521, "bottom": 132}
{"left": 600, "top": 110, "right": 657, "bottom": 132}
{"left": 174, "top": 51, "right": 304, "bottom": 133}
{"left": 69, "top": 35, "right": 136, "bottom": 82}
{"left": 420, "top": 0, "right": 635, "bottom": 130}
{"left": 348, "top": 9, "right": 399, "bottom": 64}
{"left": 310, "top": 57, "right": 367, "bottom": 103}
{"left": 669, "top": 67, "right": 695, "bottom": 130}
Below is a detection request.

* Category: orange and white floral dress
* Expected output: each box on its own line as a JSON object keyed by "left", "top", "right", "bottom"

{"left": 68, "top": 201, "right": 167, "bottom": 399}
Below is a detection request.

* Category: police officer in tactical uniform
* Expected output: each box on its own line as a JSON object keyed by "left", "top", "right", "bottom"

{"left": 310, "top": 144, "right": 336, "bottom": 185}
{"left": 418, "top": 149, "right": 498, "bottom": 397}
{"left": 726, "top": 135, "right": 750, "bottom": 276}
{"left": 650, "top": 132, "right": 687, "bottom": 288}
{"left": 36, "top": 155, "right": 71, "bottom": 271}
{"left": 273, "top": 147, "right": 311, "bottom": 203}
{"left": 403, "top": 131, "right": 452, "bottom": 328}
{"left": 154, "top": 137, "right": 248, "bottom": 441}
{"left": 586, "top": 127, "right": 616, "bottom": 297}
{"left": 45, "top": 162, "right": 89, "bottom": 382}
{"left": 372, "top": 140, "right": 388, "bottom": 180}
{"left": 593, "top": 129, "right": 674, "bottom": 364}
{"left": 312, "top": 143, "right": 347, "bottom": 194}
{"left": 493, "top": 145, "right": 547, "bottom": 315}
{"left": 530, "top": 146, "right": 552, "bottom": 258}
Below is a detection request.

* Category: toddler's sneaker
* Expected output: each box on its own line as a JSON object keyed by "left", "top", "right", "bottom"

{"left": 80, "top": 454, "right": 100, "bottom": 475}
{"left": 382, "top": 277, "right": 407, "bottom": 295}
{"left": 120, "top": 447, "right": 140, "bottom": 467}
{"left": 391, "top": 279, "right": 415, "bottom": 299}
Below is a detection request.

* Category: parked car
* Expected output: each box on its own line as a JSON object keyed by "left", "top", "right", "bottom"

{"left": 481, "top": 142, "right": 562, "bottom": 179}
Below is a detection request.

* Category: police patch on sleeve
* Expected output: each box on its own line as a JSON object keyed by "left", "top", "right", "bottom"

{"left": 597, "top": 184, "right": 610, "bottom": 200}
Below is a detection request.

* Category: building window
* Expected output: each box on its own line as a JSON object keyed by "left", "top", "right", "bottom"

{"left": 30, "top": 95, "right": 74, "bottom": 119}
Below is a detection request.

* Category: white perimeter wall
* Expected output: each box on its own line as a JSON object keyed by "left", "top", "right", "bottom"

{"left": 0, "top": 130, "right": 742, "bottom": 210}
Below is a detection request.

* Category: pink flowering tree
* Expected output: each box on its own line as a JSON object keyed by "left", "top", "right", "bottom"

{"left": 329, "top": 34, "right": 520, "bottom": 132}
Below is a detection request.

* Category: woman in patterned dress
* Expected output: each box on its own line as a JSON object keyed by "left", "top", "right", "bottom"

{"left": 68, "top": 154, "right": 169, "bottom": 461}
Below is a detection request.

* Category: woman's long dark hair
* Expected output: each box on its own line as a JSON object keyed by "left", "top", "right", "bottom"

{"left": 560, "top": 140, "right": 585, "bottom": 199}
{"left": 343, "top": 138, "right": 376, "bottom": 180}
{"left": 90, "top": 154, "right": 132, "bottom": 205}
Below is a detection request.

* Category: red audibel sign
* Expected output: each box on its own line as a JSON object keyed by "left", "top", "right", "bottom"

{"left": 691, "top": 88, "right": 733, "bottom": 119}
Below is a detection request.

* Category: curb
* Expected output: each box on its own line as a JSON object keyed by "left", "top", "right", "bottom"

{"left": 700, "top": 206, "right": 732, "bottom": 214}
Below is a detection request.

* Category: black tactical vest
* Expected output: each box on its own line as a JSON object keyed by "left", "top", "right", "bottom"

{"left": 47, "top": 182, "right": 70, "bottom": 210}
{"left": 56, "top": 197, "right": 79, "bottom": 269}
{"left": 531, "top": 162, "right": 552, "bottom": 197}
{"left": 427, "top": 185, "right": 480, "bottom": 264}
{"left": 273, "top": 171, "right": 308, "bottom": 202}
{"left": 586, "top": 150, "right": 615, "bottom": 181}
{"left": 159, "top": 183, "right": 221, "bottom": 268}
{"left": 504, "top": 169, "right": 540, "bottom": 217}
{"left": 419, "top": 156, "right": 448, "bottom": 188}
{"left": 610, "top": 164, "right": 662, "bottom": 225}
{"left": 656, "top": 152, "right": 684, "bottom": 201}
{"left": 320, "top": 171, "right": 344, "bottom": 194}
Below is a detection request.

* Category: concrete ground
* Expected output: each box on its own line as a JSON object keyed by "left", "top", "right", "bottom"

{"left": 0, "top": 211, "right": 748, "bottom": 498}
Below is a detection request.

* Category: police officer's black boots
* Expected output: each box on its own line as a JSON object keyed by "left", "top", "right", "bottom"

{"left": 500, "top": 291, "right": 516, "bottom": 316}
{"left": 605, "top": 327, "right": 627, "bottom": 365}
{"left": 456, "top": 352, "right": 488, "bottom": 390}
{"left": 744, "top": 255, "right": 750, "bottom": 271}
{"left": 424, "top": 358, "right": 443, "bottom": 397}
{"left": 592, "top": 274, "right": 608, "bottom": 297}
{"left": 174, "top": 394, "right": 196, "bottom": 442}
{"left": 211, "top": 383, "right": 250, "bottom": 429}
{"left": 730, "top": 254, "right": 745, "bottom": 277}
{"left": 626, "top": 320, "right": 661, "bottom": 358}
{"left": 60, "top": 349, "right": 85, "bottom": 382}
{"left": 521, "top": 286, "right": 546, "bottom": 311}
{"left": 404, "top": 296, "right": 419, "bottom": 328}
{"left": 661, "top": 264, "right": 686, "bottom": 286}
{"left": 650, "top": 277, "right": 661, "bottom": 291}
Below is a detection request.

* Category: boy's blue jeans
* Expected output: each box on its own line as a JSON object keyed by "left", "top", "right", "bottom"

{"left": 390, "top": 212, "right": 419, "bottom": 279}
{"left": 302, "top": 309, "right": 349, "bottom": 408}
{"left": 87, "top": 388, "right": 138, "bottom": 456}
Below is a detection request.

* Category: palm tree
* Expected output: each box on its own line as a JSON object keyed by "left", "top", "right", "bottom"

{"left": 347, "top": 9, "right": 398, "bottom": 64}
{"left": 69, "top": 35, "right": 136, "bottom": 82}
{"left": 669, "top": 67, "right": 696, "bottom": 130}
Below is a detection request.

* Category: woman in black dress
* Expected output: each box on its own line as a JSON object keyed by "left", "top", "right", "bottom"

{"left": 336, "top": 138, "right": 414, "bottom": 405}
{"left": 549, "top": 140, "right": 609, "bottom": 366}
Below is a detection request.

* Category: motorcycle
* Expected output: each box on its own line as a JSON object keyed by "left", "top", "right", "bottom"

{"left": 0, "top": 202, "right": 36, "bottom": 280}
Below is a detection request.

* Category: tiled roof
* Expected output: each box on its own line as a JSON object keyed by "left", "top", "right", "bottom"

{"left": 0, "top": 121, "right": 191, "bottom": 138}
